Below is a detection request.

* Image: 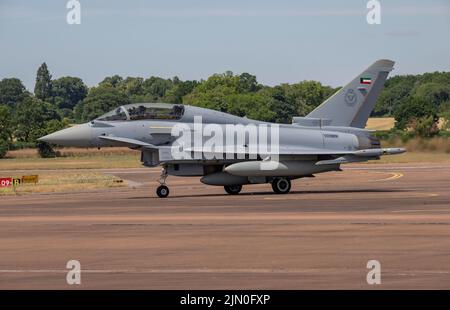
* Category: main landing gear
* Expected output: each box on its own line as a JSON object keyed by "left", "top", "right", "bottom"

{"left": 271, "top": 177, "right": 291, "bottom": 194}
{"left": 224, "top": 185, "right": 242, "bottom": 195}
{"left": 223, "top": 178, "right": 291, "bottom": 196}
{"left": 156, "top": 166, "right": 169, "bottom": 198}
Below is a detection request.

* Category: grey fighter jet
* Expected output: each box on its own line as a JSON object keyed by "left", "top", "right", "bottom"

{"left": 40, "top": 59, "right": 405, "bottom": 198}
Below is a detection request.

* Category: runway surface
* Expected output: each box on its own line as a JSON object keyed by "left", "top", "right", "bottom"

{"left": 1, "top": 162, "right": 450, "bottom": 289}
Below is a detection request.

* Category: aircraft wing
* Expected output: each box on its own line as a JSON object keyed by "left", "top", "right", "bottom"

{"left": 176, "top": 146, "right": 406, "bottom": 166}
{"left": 97, "top": 137, "right": 405, "bottom": 164}
{"left": 182, "top": 146, "right": 405, "bottom": 157}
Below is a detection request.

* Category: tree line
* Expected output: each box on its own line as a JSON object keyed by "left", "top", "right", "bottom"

{"left": 0, "top": 62, "right": 449, "bottom": 158}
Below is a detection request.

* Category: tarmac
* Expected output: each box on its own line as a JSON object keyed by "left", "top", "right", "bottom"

{"left": 1, "top": 162, "right": 450, "bottom": 289}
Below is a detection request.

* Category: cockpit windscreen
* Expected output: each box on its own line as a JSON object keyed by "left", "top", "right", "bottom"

{"left": 97, "top": 103, "right": 184, "bottom": 122}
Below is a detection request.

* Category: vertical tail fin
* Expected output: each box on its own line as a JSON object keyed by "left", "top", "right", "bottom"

{"left": 307, "top": 59, "right": 395, "bottom": 128}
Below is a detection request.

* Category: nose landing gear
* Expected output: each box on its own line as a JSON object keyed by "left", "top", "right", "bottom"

{"left": 156, "top": 185, "right": 169, "bottom": 198}
{"left": 156, "top": 166, "right": 169, "bottom": 198}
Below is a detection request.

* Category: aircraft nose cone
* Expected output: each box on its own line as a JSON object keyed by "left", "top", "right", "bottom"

{"left": 39, "top": 123, "right": 92, "bottom": 147}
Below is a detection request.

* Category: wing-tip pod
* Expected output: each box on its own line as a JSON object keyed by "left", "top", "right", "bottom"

{"left": 354, "top": 148, "right": 406, "bottom": 157}
{"left": 316, "top": 148, "right": 406, "bottom": 166}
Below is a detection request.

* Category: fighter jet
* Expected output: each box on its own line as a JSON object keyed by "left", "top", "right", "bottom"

{"left": 39, "top": 59, "right": 405, "bottom": 198}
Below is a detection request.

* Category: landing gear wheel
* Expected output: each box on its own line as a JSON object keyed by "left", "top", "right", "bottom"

{"left": 156, "top": 166, "right": 169, "bottom": 198}
{"left": 224, "top": 185, "right": 242, "bottom": 195}
{"left": 156, "top": 185, "right": 169, "bottom": 198}
{"left": 271, "top": 178, "right": 291, "bottom": 194}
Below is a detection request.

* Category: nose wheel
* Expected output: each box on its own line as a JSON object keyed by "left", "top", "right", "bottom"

{"left": 156, "top": 166, "right": 170, "bottom": 198}
{"left": 156, "top": 185, "right": 169, "bottom": 198}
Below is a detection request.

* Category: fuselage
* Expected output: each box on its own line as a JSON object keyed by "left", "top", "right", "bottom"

{"left": 40, "top": 103, "right": 376, "bottom": 154}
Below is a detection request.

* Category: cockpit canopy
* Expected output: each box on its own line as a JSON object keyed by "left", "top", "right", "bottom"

{"left": 97, "top": 103, "right": 185, "bottom": 122}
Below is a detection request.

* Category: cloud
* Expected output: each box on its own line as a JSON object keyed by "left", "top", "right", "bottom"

{"left": 384, "top": 30, "right": 420, "bottom": 37}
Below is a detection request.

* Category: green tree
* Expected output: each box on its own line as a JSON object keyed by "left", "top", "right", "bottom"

{"left": 374, "top": 75, "right": 417, "bottom": 116}
{"left": 263, "top": 86, "right": 296, "bottom": 123}
{"left": 194, "top": 72, "right": 240, "bottom": 93}
{"left": 413, "top": 116, "right": 440, "bottom": 138}
{"left": 0, "top": 78, "right": 28, "bottom": 108}
{"left": 183, "top": 83, "right": 237, "bottom": 112}
{"left": 237, "top": 73, "right": 260, "bottom": 93}
{"left": 393, "top": 97, "right": 439, "bottom": 137}
{"left": 37, "top": 141, "right": 59, "bottom": 158}
{"left": 413, "top": 82, "right": 450, "bottom": 111}
{"left": 0, "top": 105, "right": 13, "bottom": 142}
{"left": 99, "top": 75, "right": 123, "bottom": 88}
{"left": 34, "top": 62, "right": 53, "bottom": 101}
{"left": 143, "top": 77, "right": 173, "bottom": 100}
{"left": 118, "top": 77, "right": 144, "bottom": 98}
{"left": 51, "top": 76, "right": 88, "bottom": 110}
{"left": 14, "top": 97, "right": 61, "bottom": 142}
{"left": 0, "top": 139, "right": 8, "bottom": 159}
{"left": 442, "top": 108, "right": 450, "bottom": 130}
{"left": 183, "top": 72, "right": 242, "bottom": 112}
{"left": 0, "top": 105, "right": 13, "bottom": 159}
{"left": 419, "top": 71, "right": 450, "bottom": 85}
{"left": 282, "top": 81, "right": 336, "bottom": 116}
{"left": 163, "top": 80, "right": 198, "bottom": 104}
{"left": 77, "top": 85, "right": 130, "bottom": 122}
{"left": 224, "top": 93, "right": 276, "bottom": 121}
{"left": 184, "top": 72, "right": 323, "bottom": 122}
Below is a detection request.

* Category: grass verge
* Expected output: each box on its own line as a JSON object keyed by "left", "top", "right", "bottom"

{"left": 0, "top": 154, "right": 141, "bottom": 170}
{"left": 0, "top": 172, "right": 126, "bottom": 196}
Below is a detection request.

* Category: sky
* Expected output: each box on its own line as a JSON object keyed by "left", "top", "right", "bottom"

{"left": 1, "top": 0, "right": 450, "bottom": 91}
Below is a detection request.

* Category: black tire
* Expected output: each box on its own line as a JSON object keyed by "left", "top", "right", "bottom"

{"left": 224, "top": 185, "right": 242, "bottom": 195}
{"left": 156, "top": 185, "right": 170, "bottom": 198}
{"left": 271, "top": 178, "right": 291, "bottom": 194}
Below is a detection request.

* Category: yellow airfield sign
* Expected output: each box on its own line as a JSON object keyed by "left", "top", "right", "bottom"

{"left": 22, "top": 175, "right": 39, "bottom": 184}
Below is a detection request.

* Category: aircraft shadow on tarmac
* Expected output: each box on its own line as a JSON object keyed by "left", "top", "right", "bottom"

{"left": 126, "top": 188, "right": 407, "bottom": 199}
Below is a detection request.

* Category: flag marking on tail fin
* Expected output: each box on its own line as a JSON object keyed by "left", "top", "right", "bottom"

{"left": 360, "top": 77, "right": 372, "bottom": 84}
